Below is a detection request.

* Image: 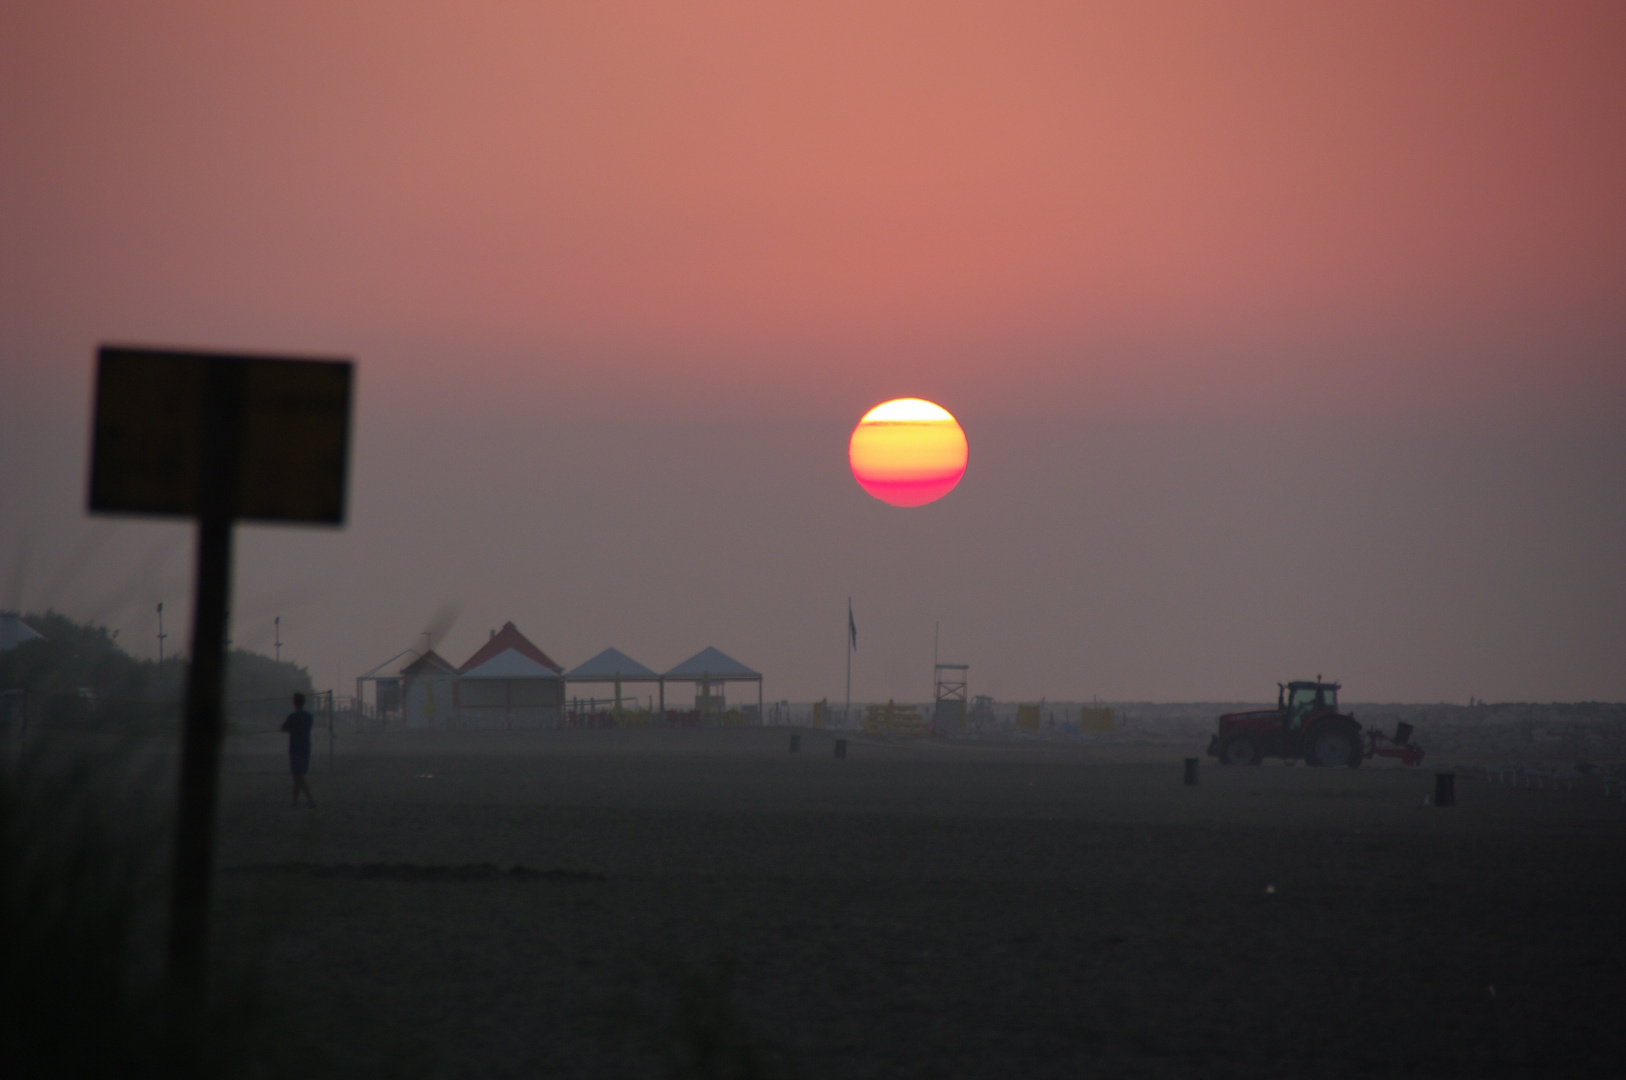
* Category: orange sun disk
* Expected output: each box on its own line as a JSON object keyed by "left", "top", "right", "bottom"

{"left": 848, "top": 398, "right": 968, "bottom": 507}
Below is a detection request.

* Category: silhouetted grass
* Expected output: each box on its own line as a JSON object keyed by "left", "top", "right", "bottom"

{"left": 0, "top": 735, "right": 272, "bottom": 1078}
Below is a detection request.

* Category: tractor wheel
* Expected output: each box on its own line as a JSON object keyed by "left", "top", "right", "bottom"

{"left": 1220, "top": 736, "right": 1259, "bottom": 766}
{"left": 1306, "top": 726, "right": 1359, "bottom": 768}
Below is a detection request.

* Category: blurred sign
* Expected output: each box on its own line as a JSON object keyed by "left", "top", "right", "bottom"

{"left": 89, "top": 346, "right": 353, "bottom": 523}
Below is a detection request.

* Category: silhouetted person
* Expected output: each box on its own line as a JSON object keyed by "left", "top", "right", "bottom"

{"left": 281, "top": 692, "right": 316, "bottom": 808}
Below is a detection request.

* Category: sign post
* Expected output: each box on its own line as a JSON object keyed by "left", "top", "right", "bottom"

{"left": 89, "top": 345, "right": 352, "bottom": 994}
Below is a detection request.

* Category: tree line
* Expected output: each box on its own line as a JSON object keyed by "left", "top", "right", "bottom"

{"left": 0, "top": 611, "right": 315, "bottom": 730}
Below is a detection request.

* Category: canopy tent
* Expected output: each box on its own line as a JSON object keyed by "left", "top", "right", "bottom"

{"left": 564, "top": 648, "right": 661, "bottom": 715}
{"left": 565, "top": 647, "right": 660, "bottom": 681}
{"left": 356, "top": 647, "right": 419, "bottom": 726}
{"left": 661, "top": 646, "right": 762, "bottom": 721}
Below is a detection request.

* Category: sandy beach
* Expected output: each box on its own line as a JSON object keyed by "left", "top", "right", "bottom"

{"left": 203, "top": 727, "right": 1626, "bottom": 1078}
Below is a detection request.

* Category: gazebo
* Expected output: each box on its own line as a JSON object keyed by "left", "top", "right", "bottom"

{"left": 662, "top": 646, "right": 762, "bottom": 722}
{"left": 563, "top": 647, "right": 661, "bottom": 715}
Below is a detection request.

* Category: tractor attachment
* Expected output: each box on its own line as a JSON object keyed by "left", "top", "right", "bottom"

{"left": 1365, "top": 721, "right": 1425, "bottom": 766}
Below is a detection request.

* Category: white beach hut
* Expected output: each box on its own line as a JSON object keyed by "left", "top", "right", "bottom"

{"left": 400, "top": 649, "right": 458, "bottom": 728}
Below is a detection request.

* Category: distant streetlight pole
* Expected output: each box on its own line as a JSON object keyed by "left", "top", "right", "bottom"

{"left": 845, "top": 597, "right": 855, "bottom": 726}
{"left": 157, "top": 602, "right": 167, "bottom": 663}
{"left": 933, "top": 619, "right": 939, "bottom": 702}
{"left": 274, "top": 616, "right": 281, "bottom": 663}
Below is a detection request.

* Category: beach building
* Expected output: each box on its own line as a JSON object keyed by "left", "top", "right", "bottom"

{"left": 356, "top": 647, "right": 458, "bottom": 727}
{"left": 358, "top": 629, "right": 766, "bottom": 730}
{"left": 399, "top": 650, "right": 458, "bottom": 728}
{"left": 453, "top": 622, "right": 565, "bottom": 727}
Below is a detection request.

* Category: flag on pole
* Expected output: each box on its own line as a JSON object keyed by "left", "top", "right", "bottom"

{"left": 848, "top": 601, "right": 857, "bottom": 652}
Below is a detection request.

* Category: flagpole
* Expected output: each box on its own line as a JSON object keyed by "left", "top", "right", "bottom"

{"left": 845, "top": 596, "right": 852, "bottom": 727}
{"left": 933, "top": 619, "right": 938, "bottom": 702}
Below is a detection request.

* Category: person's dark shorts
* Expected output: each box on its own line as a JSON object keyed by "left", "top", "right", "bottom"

{"left": 290, "top": 752, "right": 310, "bottom": 776}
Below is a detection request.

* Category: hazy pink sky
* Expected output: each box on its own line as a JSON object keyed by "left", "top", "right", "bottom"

{"left": 7, "top": 1, "right": 1624, "bottom": 416}
{"left": 3, "top": 2, "right": 1623, "bottom": 702}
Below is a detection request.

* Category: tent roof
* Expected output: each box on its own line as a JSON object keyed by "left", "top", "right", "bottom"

{"left": 663, "top": 646, "right": 760, "bottom": 680}
{"left": 459, "top": 622, "right": 562, "bottom": 673}
{"left": 565, "top": 647, "right": 660, "bottom": 681}
{"left": 0, "top": 614, "right": 43, "bottom": 652}
{"left": 461, "top": 650, "right": 562, "bottom": 680}
{"left": 400, "top": 649, "right": 457, "bottom": 676}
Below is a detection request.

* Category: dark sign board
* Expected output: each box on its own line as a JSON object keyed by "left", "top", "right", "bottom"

{"left": 89, "top": 346, "right": 353, "bottom": 524}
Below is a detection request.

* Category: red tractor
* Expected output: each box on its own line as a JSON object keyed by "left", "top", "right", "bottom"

{"left": 1205, "top": 680, "right": 1424, "bottom": 768}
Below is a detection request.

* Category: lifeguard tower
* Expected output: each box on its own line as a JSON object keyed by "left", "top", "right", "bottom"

{"left": 932, "top": 662, "right": 968, "bottom": 735}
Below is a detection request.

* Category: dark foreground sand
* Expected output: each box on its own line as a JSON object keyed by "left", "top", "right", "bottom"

{"left": 211, "top": 728, "right": 1626, "bottom": 1078}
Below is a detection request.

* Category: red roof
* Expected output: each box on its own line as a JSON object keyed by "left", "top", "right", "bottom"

{"left": 458, "top": 622, "right": 563, "bottom": 673}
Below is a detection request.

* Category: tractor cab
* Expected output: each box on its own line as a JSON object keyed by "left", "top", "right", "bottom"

{"left": 1278, "top": 681, "right": 1339, "bottom": 731}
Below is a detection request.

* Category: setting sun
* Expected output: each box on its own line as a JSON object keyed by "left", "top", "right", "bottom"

{"left": 848, "top": 398, "right": 968, "bottom": 507}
